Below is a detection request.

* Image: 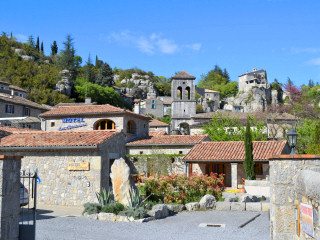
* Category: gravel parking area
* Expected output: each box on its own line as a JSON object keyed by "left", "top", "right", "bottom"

{"left": 36, "top": 210, "right": 270, "bottom": 240}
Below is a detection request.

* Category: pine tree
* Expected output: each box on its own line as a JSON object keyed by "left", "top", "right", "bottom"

{"left": 96, "top": 62, "right": 114, "bottom": 87}
{"left": 85, "top": 54, "right": 95, "bottom": 83}
{"left": 51, "top": 41, "right": 58, "bottom": 55}
{"left": 36, "top": 36, "right": 40, "bottom": 52}
{"left": 41, "top": 42, "right": 44, "bottom": 53}
{"left": 244, "top": 117, "right": 255, "bottom": 180}
{"left": 59, "top": 35, "right": 76, "bottom": 73}
{"left": 27, "top": 35, "right": 35, "bottom": 48}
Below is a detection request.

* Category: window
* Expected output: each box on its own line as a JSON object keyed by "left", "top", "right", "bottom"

{"left": 5, "top": 105, "right": 14, "bottom": 114}
{"left": 140, "top": 151, "right": 143, "bottom": 155}
{"left": 51, "top": 122, "right": 55, "bottom": 127}
{"left": 24, "top": 107, "right": 30, "bottom": 116}
{"left": 27, "top": 124, "right": 32, "bottom": 129}
{"left": 151, "top": 100, "right": 156, "bottom": 109}
{"left": 127, "top": 120, "right": 136, "bottom": 134}
{"left": 94, "top": 119, "right": 115, "bottom": 130}
{"left": 19, "top": 93, "right": 23, "bottom": 97}
{"left": 22, "top": 124, "right": 26, "bottom": 128}
{"left": 179, "top": 151, "right": 183, "bottom": 154}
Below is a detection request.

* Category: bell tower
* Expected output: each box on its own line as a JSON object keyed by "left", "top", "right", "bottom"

{"left": 170, "top": 71, "right": 196, "bottom": 134}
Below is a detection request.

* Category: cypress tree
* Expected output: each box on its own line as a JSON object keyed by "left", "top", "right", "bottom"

{"left": 51, "top": 41, "right": 58, "bottom": 55}
{"left": 36, "top": 36, "right": 40, "bottom": 52}
{"left": 244, "top": 117, "right": 255, "bottom": 180}
{"left": 41, "top": 42, "right": 44, "bottom": 53}
{"left": 27, "top": 35, "right": 35, "bottom": 48}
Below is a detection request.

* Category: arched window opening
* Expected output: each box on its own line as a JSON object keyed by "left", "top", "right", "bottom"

{"left": 179, "top": 122, "right": 190, "bottom": 135}
{"left": 185, "top": 87, "right": 190, "bottom": 100}
{"left": 127, "top": 120, "right": 136, "bottom": 134}
{"left": 177, "top": 86, "right": 182, "bottom": 100}
{"left": 94, "top": 119, "right": 115, "bottom": 130}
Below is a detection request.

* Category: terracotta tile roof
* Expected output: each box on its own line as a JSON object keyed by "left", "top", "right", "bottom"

{"left": 149, "top": 131, "right": 167, "bottom": 136}
{"left": 0, "top": 93, "right": 51, "bottom": 111}
{"left": 172, "top": 70, "right": 196, "bottom": 79}
{"left": 0, "top": 130, "right": 121, "bottom": 148}
{"left": 127, "top": 135, "right": 208, "bottom": 145}
{"left": 183, "top": 140, "right": 287, "bottom": 161}
{"left": 149, "top": 119, "right": 169, "bottom": 126}
{"left": 9, "top": 84, "right": 27, "bottom": 92}
{"left": 205, "top": 89, "right": 219, "bottom": 93}
{"left": 40, "top": 104, "right": 150, "bottom": 120}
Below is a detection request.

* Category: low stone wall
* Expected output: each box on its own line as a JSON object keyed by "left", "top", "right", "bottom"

{"left": 245, "top": 180, "right": 270, "bottom": 197}
{"left": 0, "top": 155, "right": 21, "bottom": 240}
{"left": 269, "top": 155, "right": 320, "bottom": 240}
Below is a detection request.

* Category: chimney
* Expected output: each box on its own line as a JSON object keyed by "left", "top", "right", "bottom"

{"left": 85, "top": 97, "right": 92, "bottom": 104}
{"left": 10, "top": 89, "right": 14, "bottom": 98}
{"left": 252, "top": 68, "right": 257, "bottom": 72}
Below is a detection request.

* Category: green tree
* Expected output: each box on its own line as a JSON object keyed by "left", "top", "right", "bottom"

{"left": 51, "top": 40, "right": 58, "bottom": 55}
{"left": 202, "top": 112, "right": 267, "bottom": 141}
{"left": 27, "top": 35, "right": 35, "bottom": 48}
{"left": 296, "top": 119, "right": 318, "bottom": 153}
{"left": 96, "top": 62, "right": 114, "bottom": 87}
{"left": 95, "top": 55, "right": 103, "bottom": 68}
{"left": 40, "top": 41, "right": 44, "bottom": 54}
{"left": 244, "top": 117, "right": 255, "bottom": 180}
{"left": 36, "top": 36, "right": 40, "bottom": 52}
{"left": 59, "top": 35, "right": 76, "bottom": 76}
{"left": 84, "top": 54, "right": 95, "bottom": 83}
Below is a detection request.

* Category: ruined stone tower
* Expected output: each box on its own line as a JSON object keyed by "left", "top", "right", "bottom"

{"left": 170, "top": 71, "right": 196, "bottom": 135}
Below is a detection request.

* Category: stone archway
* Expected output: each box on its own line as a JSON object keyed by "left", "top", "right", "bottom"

{"left": 94, "top": 119, "right": 115, "bottom": 130}
{"left": 179, "top": 122, "right": 190, "bottom": 135}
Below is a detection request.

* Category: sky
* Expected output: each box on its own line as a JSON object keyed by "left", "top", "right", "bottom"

{"left": 1, "top": 0, "right": 320, "bottom": 86}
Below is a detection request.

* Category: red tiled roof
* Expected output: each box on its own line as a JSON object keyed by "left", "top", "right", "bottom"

{"left": 40, "top": 104, "right": 150, "bottom": 120}
{"left": 0, "top": 126, "right": 42, "bottom": 139}
{"left": 127, "top": 135, "right": 208, "bottom": 145}
{"left": 183, "top": 140, "right": 287, "bottom": 161}
{"left": 149, "top": 131, "right": 167, "bottom": 136}
{"left": 149, "top": 119, "right": 169, "bottom": 126}
{"left": 0, "top": 130, "right": 121, "bottom": 148}
{"left": 205, "top": 89, "right": 219, "bottom": 93}
{"left": 0, "top": 93, "right": 51, "bottom": 111}
{"left": 172, "top": 70, "right": 196, "bottom": 79}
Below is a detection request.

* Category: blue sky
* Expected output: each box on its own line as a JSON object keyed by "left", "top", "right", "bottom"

{"left": 1, "top": 0, "right": 320, "bottom": 86}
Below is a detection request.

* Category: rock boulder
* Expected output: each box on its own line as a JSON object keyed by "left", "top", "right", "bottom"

{"left": 199, "top": 194, "right": 216, "bottom": 209}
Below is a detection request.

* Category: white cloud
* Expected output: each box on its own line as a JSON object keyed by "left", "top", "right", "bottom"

{"left": 107, "top": 31, "right": 201, "bottom": 55}
{"left": 292, "top": 48, "right": 320, "bottom": 54}
{"left": 15, "top": 34, "right": 28, "bottom": 42}
{"left": 307, "top": 58, "right": 320, "bottom": 66}
{"left": 185, "top": 43, "right": 202, "bottom": 51}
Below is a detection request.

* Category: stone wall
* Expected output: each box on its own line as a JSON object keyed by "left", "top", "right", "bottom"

{"left": 0, "top": 155, "right": 21, "bottom": 240}
{"left": 269, "top": 155, "right": 320, "bottom": 239}
{"left": 0, "top": 101, "right": 43, "bottom": 118}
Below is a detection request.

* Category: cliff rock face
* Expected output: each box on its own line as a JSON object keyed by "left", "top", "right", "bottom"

{"left": 115, "top": 73, "right": 158, "bottom": 99}
{"left": 55, "top": 70, "right": 72, "bottom": 97}
{"left": 224, "top": 87, "right": 280, "bottom": 112}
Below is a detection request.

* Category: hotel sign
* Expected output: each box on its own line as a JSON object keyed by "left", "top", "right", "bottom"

{"left": 301, "top": 203, "right": 314, "bottom": 237}
{"left": 68, "top": 162, "right": 90, "bottom": 171}
{"left": 59, "top": 118, "right": 87, "bottom": 131}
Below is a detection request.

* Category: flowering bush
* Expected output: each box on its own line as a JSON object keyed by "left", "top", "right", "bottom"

{"left": 142, "top": 173, "right": 225, "bottom": 204}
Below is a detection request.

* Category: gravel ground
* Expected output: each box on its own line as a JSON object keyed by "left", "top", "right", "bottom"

{"left": 36, "top": 211, "right": 270, "bottom": 240}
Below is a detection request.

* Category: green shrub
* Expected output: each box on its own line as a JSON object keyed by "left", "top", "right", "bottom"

{"left": 119, "top": 207, "right": 149, "bottom": 220}
{"left": 96, "top": 188, "right": 113, "bottom": 206}
{"left": 101, "top": 202, "right": 125, "bottom": 215}
{"left": 82, "top": 203, "right": 101, "bottom": 215}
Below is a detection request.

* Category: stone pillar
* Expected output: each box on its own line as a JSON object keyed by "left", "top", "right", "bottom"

{"left": 0, "top": 155, "right": 21, "bottom": 240}
{"left": 231, "top": 163, "right": 238, "bottom": 189}
{"left": 185, "top": 163, "right": 189, "bottom": 177}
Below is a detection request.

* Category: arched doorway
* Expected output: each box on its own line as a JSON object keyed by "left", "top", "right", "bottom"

{"left": 94, "top": 119, "right": 115, "bottom": 130}
{"left": 179, "top": 122, "right": 190, "bottom": 135}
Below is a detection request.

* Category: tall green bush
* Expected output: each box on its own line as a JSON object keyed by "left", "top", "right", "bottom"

{"left": 244, "top": 118, "right": 255, "bottom": 180}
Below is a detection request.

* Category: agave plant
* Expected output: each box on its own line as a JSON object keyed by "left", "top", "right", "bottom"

{"left": 96, "top": 188, "right": 113, "bottom": 206}
{"left": 127, "top": 187, "right": 153, "bottom": 209}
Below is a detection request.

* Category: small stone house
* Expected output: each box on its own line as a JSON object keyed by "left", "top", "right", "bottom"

{"left": 183, "top": 140, "right": 290, "bottom": 189}
{"left": 149, "top": 119, "right": 170, "bottom": 134}
{"left": 126, "top": 135, "right": 210, "bottom": 175}
{"left": 0, "top": 128, "right": 126, "bottom": 206}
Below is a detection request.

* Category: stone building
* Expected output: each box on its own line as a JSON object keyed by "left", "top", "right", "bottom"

{"left": 183, "top": 140, "right": 289, "bottom": 189}
{"left": 0, "top": 128, "right": 126, "bottom": 206}
{"left": 126, "top": 135, "right": 209, "bottom": 176}
{"left": 134, "top": 98, "right": 164, "bottom": 118}
{"left": 0, "top": 85, "right": 51, "bottom": 129}
{"left": 171, "top": 71, "right": 196, "bottom": 135}
{"left": 195, "top": 87, "right": 220, "bottom": 112}
{"left": 149, "top": 118, "right": 170, "bottom": 134}
{"left": 39, "top": 104, "right": 151, "bottom": 142}
{"left": 238, "top": 68, "right": 268, "bottom": 92}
